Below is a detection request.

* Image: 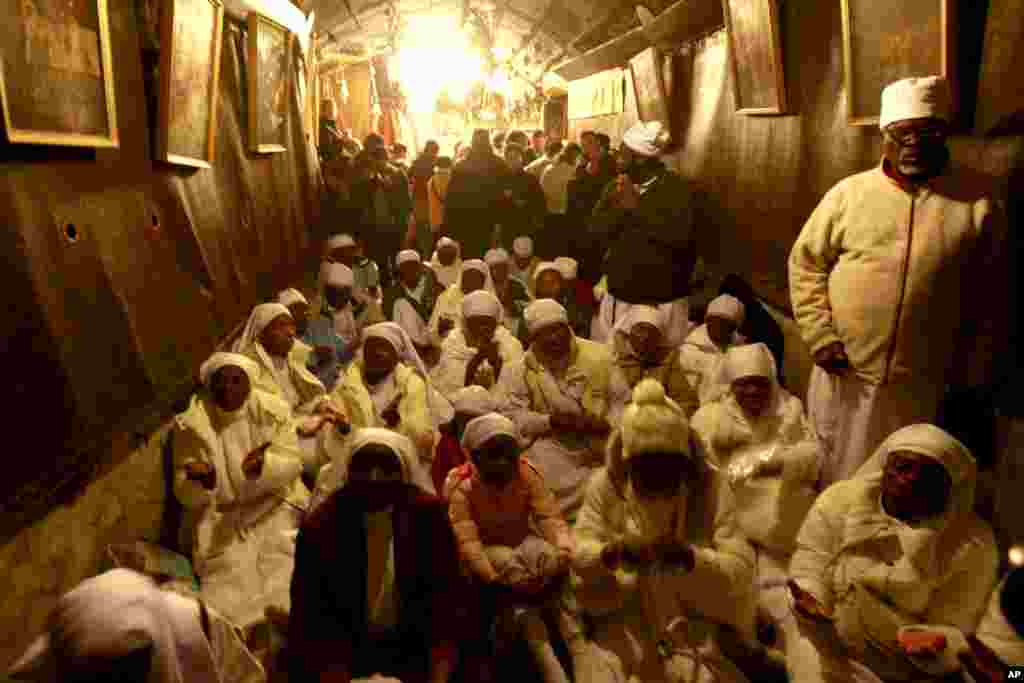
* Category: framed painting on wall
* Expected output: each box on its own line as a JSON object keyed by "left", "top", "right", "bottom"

{"left": 629, "top": 47, "right": 669, "bottom": 124}
{"left": 247, "top": 12, "right": 289, "bottom": 154}
{"left": 0, "top": 0, "right": 118, "bottom": 147}
{"left": 157, "top": 0, "right": 223, "bottom": 167}
{"left": 722, "top": 0, "right": 787, "bottom": 115}
{"left": 841, "top": 0, "right": 956, "bottom": 126}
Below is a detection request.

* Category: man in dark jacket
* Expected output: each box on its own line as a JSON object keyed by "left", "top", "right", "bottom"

{"left": 567, "top": 131, "right": 617, "bottom": 278}
{"left": 497, "top": 143, "right": 547, "bottom": 248}
{"left": 444, "top": 129, "right": 509, "bottom": 260}
{"left": 589, "top": 121, "right": 698, "bottom": 306}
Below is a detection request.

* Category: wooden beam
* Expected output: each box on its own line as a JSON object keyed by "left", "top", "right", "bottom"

{"left": 508, "top": 0, "right": 555, "bottom": 63}
{"left": 637, "top": 0, "right": 723, "bottom": 49}
{"left": 552, "top": 24, "right": 648, "bottom": 81}
{"left": 537, "top": 0, "right": 631, "bottom": 74}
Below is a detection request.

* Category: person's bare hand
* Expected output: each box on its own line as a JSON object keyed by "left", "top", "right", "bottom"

{"left": 788, "top": 580, "right": 833, "bottom": 621}
{"left": 185, "top": 461, "right": 217, "bottom": 490}
{"left": 897, "top": 630, "right": 947, "bottom": 658}
{"left": 615, "top": 174, "right": 639, "bottom": 210}
{"left": 813, "top": 342, "right": 850, "bottom": 376}
{"left": 242, "top": 445, "right": 268, "bottom": 480}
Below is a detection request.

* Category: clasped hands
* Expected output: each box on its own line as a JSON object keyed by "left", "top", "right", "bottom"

{"left": 601, "top": 539, "right": 695, "bottom": 572}
{"left": 185, "top": 443, "right": 269, "bottom": 490}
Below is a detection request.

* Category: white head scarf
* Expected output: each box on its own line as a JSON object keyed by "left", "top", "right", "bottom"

{"left": 362, "top": 322, "right": 455, "bottom": 425}
{"left": 431, "top": 238, "right": 463, "bottom": 287}
{"left": 513, "top": 236, "right": 534, "bottom": 258}
{"left": 232, "top": 303, "right": 291, "bottom": 353}
{"left": 277, "top": 288, "right": 308, "bottom": 308}
{"left": 461, "top": 290, "right": 503, "bottom": 322}
{"left": 450, "top": 385, "right": 499, "bottom": 416}
{"left": 461, "top": 413, "right": 519, "bottom": 451}
{"left": 851, "top": 424, "right": 979, "bottom": 577}
{"left": 623, "top": 120, "right": 670, "bottom": 157}
{"left": 532, "top": 261, "right": 563, "bottom": 287}
{"left": 396, "top": 249, "right": 421, "bottom": 266}
{"left": 322, "top": 261, "right": 355, "bottom": 289}
{"left": 437, "top": 236, "right": 458, "bottom": 251}
{"left": 524, "top": 298, "right": 569, "bottom": 336}
{"left": 706, "top": 294, "right": 746, "bottom": 326}
{"left": 484, "top": 248, "right": 511, "bottom": 268}
{"left": 879, "top": 76, "right": 951, "bottom": 130}
{"left": 612, "top": 305, "right": 669, "bottom": 363}
{"left": 554, "top": 256, "right": 578, "bottom": 281}
{"left": 717, "top": 342, "right": 776, "bottom": 385}
{"left": 325, "top": 233, "right": 356, "bottom": 254}
{"left": 460, "top": 259, "right": 495, "bottom": 294}
{"left": 199, "top": 352, "right": 260, "bottom": 387}
{"left": 8, "top": 569, "right": 220, "bottom": 683}
{"left": 315, "top": 428, "right": 435, "bottom": 501}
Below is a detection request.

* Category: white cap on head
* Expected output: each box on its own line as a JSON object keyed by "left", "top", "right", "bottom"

{"left": 532, "top": 261, "right": 562, "bottom": 284}
{"left": 620, "top": 379, "right": 690, "bottom": 461}
{"left": 513, "top": 236, "right": 534, "bottom": 258}
{"left": 718, "top": 343, "right": 777, "bottom": 385}
{"left": 397, "top": 249, "right": 421, "bottom": 266}
{"left": 322, "top": 261, "right": 355, "bottom": 288}
{"left": 524, "top": 298, "right": 569, "bottom": 335}
{"left": 485, "top": 248, "right": 510, "bottom": 266}
{"left": 879, "top": 76, "right": 951, "bottom": 130}
{"left": 462, "top": 290, "right": 502, "bottom": 321}
{"left": 460, "top": 412, "right": 520, "bottom": 451}
{"left": 554, "top": 256, "right": 578, "bottom": 280}
{"left": 277, "top": 288, "right": 308, "bottom": 308}
{"left": 706, "top": 294, "right": 745, "bottom": 326}
{"left": 437, "top": 236, "right": 458, "bottom": 250}
{"left": 199, "top": 352, "right": 260, "bottom": 386}
{"left": 451, "top": 385, "right": 499, "bottom": 416}
{"left": 326, "top": 233, "right": 356, "bottom": 251}
{"left": 623, "top": 120, "right": 670, "bottom": 156}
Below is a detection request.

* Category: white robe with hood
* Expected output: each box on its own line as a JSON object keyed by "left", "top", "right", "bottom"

{"left": 431, "top": 325, "right": 524, "bottom": 399}
{"left": 787, "top": 424, "right": 999, "bottom": 683}
{"left": 679, "top": 325, "right": 746, "bottom": 406}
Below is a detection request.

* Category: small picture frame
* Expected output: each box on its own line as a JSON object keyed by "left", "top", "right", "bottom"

{"left": 0, "top": 0, "right": 119, "bottom": 147}
{"left": 722, "top": 0, "right": 788, "bottom": 115}
{"left": 157, "top": 0, "right": 224, "bottom": 167}
{"left": 247, "top": 12, "right": 289, "bottom": 154}
{"left": 841, "top": 0, "right": 956, "bottom": 127}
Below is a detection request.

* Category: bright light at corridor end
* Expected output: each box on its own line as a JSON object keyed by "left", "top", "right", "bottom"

{"left": 390, "top": 13, "right": 487, "bottom": 114}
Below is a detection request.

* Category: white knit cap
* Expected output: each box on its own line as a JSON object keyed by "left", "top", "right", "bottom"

{"left": 524, "top": 298, "right": 569, "bottom": 335}
{"left": 879, "top": 76, "right": 951, "bottom": 130}
{"left": 706, "top": 294, "right": 745, "bottom": 326}
{"left": 462, "top": 290, "right": 502, "bottom": 320}
{"left": 451, "top": 385, "right": 498, "bottom": 416}
{"left": 437, "top": 236, "right": 458, "bottom": 250}
{"left": 485, "top": 248, "right": 510, "bottom": 266}
{"left": 325, "top": 233, "right": 356, "bottom": 251}
{"left": 199, "top": 351, "right": 260, "bottom": 386}
{"left": 322, "top": 261, "right": 355, "bottom": 288}
{"left": 461, "top": 412, "right": 520, "bottom": 451}
{"left": 554, "top": 256, "right": 578, "bottom": 280}
{"left": 718, "top": 343, "right": 777, "bottom": 385}
{"left": 277, "top": 288, "right": 308, "bottom": 308}
{"left": 620, "top": 378, "right": 691, "bottom": 461}
{"left": 532, "top": 261, "right": 563, "bottom": 285}
{"left": 513, "top": 236, "right": 534, "bottom": 258}
{"left": 397, "top": 249, "right": 421, "bottom": 266}
{"left": 623, "top": 120, "right": 670, "bottom": 156}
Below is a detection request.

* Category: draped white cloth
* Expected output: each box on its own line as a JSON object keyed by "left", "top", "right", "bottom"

{"left": 679, "top": 325, "right": 746, "bottom": 406}
{"left": 592, "top": 293, "right": 692, "bottom": 349}
{"left": 430, "top": 238, "right": 463, "bottom": 289}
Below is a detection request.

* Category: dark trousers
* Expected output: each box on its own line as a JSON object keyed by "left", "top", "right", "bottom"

{"left": 351, "top": 628, "right": 430, "bottom": 683}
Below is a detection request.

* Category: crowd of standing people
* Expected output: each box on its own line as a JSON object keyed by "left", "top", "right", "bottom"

{"left": 9, "top": 75, "right": 1018, "bottom": 683}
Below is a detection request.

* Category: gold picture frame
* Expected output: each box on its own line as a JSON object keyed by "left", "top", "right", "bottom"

{"left": 841, "top": 0, "right": 956, "bottom": 127}
{"left": 157, "top": 0, "right": 224, "bottom": 167}
{"left": 722, "top": 0, "right": 788, "bottom": 115}
{"left": 247, "top": 12, "right": 289, "bottom": 154}
{"left": 0, "top": 0, "right": 119, "bottom": 147}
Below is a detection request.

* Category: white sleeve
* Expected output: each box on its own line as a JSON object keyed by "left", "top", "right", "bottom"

{"left": 393, "top": 298, "right": 432, "bottom": 348}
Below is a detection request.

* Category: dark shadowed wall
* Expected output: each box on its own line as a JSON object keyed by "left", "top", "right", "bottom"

{"left": 0, "top": 0, "right": 321, "bottom": 543}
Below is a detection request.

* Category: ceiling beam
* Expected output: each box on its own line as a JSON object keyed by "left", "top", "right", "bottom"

{"left": 537, "top": 0, "right": 631, "bottom": 74}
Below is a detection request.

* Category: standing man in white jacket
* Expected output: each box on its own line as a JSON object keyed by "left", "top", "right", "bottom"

{"left": 789, "top": 75, "right": 1007, "bottom": 487}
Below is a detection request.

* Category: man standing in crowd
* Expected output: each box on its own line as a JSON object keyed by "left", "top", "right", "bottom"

{"left": 789, "top": 75, "right": 1007, "bottom": 486}
{"left": 444, "top": 129, "right": 509, "bottom": 259}
{"left": 351, "top": 133, "right": 413, "bottom": 287}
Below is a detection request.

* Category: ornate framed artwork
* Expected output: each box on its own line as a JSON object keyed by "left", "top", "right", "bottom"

{"left": 157, "top": 0, "right": 224, "bottom": 167}
{"left": 841, "top": 0, "right": 956, "bottom": 126}
{"left": 722, "top": 0, "right": 787, "bottom": 115}
{"left": 629, "top": 47, "right": 669, "bottom": 124}
{"left": 247, "top": 13, "right": 289, "bottom": 154}
{"left": 0, "top": 0, "right": 118, "bottom": 147}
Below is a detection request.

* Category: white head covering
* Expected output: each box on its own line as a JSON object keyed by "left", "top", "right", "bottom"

{"left": 706, "top": 294, "right": 746, "bottom": 326}
{"left": 232, "top": 303, "right": 291, "bottom": 353}
{"left": 717, "top": 342, "right": 777, "bottom": 385}
{"left": 8, "top": 569, "right": 220, "bottom": 683}
{"left": 484, "top": 248, "right": 511, "bottom": 267}
{"left": 879, "top": 76, "right": 951, "bottom": 130}
{"left": 461, "top": 290, "right": 503, "bottom": 321}
{"left": 623, "top": 120, "right": 670, "bottom": 156}
{"left": 316, "top": 428, "right": 435, "bottom": 499}
{"left": 397, "top": 249, "right": 421, "bottom": 266}
{"left": 532, "top": 261, "right": 563, "bottom": 286}
{"left": 620, "top": 378, "right": 691, "bottom": 462}
{"left": 450, "top": 385, "right": 499, "bottom": 416}
{"left": 322, "top": 261, "right": 355, "bottom": 289}
{"left": 362, "top": 322, "right": 455, "bottom": 425}
{"left": 431, "top": 238, "right": 463, "bottom": 288}
{"left": 513, "top": 236, "right": 534, "bottom": 258}
{"left": 460, "top": 259, "right": 494, "bottom": 293}
{"left": 852, "top": 424, "right": 979, "bottom": 577}
{"left": 554, "top": 256, "right": 578, "bottom": 281}
{"left": 199, "top": 351, "right": 260, "bottom": 386}
{"left": 277, "top": 288, "right": 308, "bottom": 308}
{"left": 437, "top": 236, "right": 458, "bottom": 251}
{"left": 524, "top": 298, "right": 569, "bottom": 335}
{"left": 461, "top": 412, "right": 520, "bottom": 451}
{"left": 612, "top": 305, "right": 669, "bottom": 361}
{"left": 325, "top": 233, "right": 356, "bottom": 253}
